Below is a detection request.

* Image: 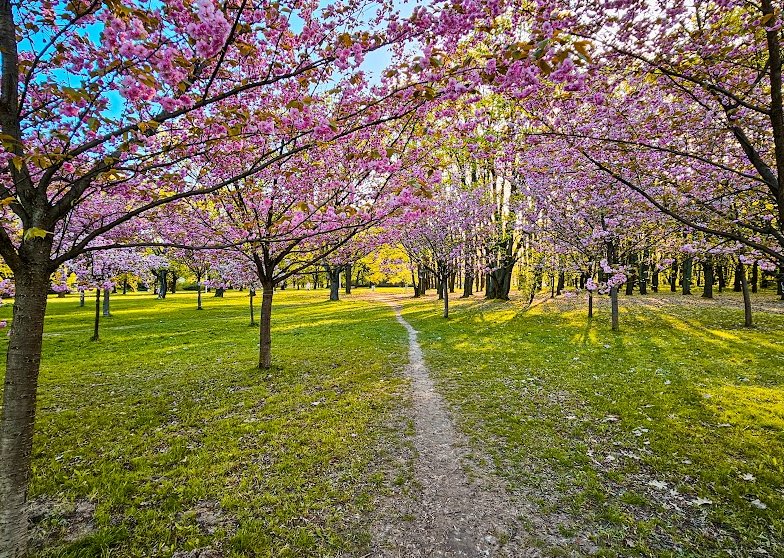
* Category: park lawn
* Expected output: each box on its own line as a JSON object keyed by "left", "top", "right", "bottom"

{"left": 0, "top": 289, "right": 409, "bottom": 558}
{"left": 401, "top": 290, "right": 784, "bottom": 557}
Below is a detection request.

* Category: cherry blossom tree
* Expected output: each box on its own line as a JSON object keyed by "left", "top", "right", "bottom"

{"left": 401, "top": 187, "right": 491, "bottom": 318}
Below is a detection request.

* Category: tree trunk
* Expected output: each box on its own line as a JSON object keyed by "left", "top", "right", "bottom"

{"left": 639, "top": 253, "right": 648, "bottom": 295}
{"left": 157, "top": 269, "right": 168, "bottom": 299}
{"left": 249, "top": 288, "right": 256, "bottom": 327}
{"left": 196, "top": 273, "right": 203, "bottom": 310}
{"left": 0, "top": 269, "right": 50, "bottom": 558}
{"left": 92, "top": 288, "right": 101, "bottom": 341}
{"left": 259, "top": 283, "right": 274, "bottom": 369}
{"left": 682, "top": 257, "right": 693, "bottom": 295}
{"left": 751, "top": 262, "right": 759, "bottom": 293}
{"left": 556, "top": 271, "right": 565, "bottom": 296}
{"left": 702, "top": 256, "right": 714, "bottom": 299}
{"left": 717, "top": 265, "right": 726, "bottom": 292}
{"left": 328, "top": 267, "right": 340, "bottom": 301}
{"left": 779, "top": 267, "right": 784, "bottom": 299}
{"left": 588, "top": 291, "right": 593, "bottom": 319}
{"left": 214, "top": 287, "right": 224, "bottom": 298}
{"left": 344, "top": 265, "right": 352, "bottom": 295}
{"left": 79, "top": 290, "right": 85, "bottom": 307}
{"left": 442, "top": 276, "right": 449, "bottom": 318}
{"left": 485, "top": 265, "right": 513, "bottom": 300}
{"left": 739, "top": 261, "right": 753, "bottom": 327}
{"left": 102, "top": 288, "right": 110, "bottom": 317}
{"left": 461, "top": 269, "right": 473, "bottom": 298}
{"left": 670, "top": 259, "right": 678, "bottom": 292}
{"left": 733, "top": 263, "right": 743, "bottom": 292}
{"left": 610, "top": 285, "right": 619, "bottom": 331}
{"left": 528, "top": 265, "right": 543, "bottom": 305}
{"left": 626, "top": 254, "right": 637, "bottom": 295}
{"left": 122, "top": 277, "right": 128, "bottom": 295}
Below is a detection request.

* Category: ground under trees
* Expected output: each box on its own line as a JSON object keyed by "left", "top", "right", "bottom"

{"left": 4, "top": 288, "right": 781, "bottom": 557}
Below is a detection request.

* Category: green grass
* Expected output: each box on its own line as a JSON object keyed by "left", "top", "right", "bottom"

{"left": 400, "top": 290, "right": 784, "bottom": 557}
{"left": 4, "top": 286, "right": 783, "bottom": 557}
{"left": 0, "top": 290, "right": 408, "bottom": 557}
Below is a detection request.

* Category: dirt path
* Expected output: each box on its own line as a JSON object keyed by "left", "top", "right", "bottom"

{"left": 370, "top": 297, "right": 530, "bottom": 557}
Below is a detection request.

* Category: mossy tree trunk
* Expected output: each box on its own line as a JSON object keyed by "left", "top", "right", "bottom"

{"left": 0, "top": 265, "right": 51, "bottom": 558}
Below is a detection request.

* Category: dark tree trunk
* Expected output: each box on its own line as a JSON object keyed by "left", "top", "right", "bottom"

{"left": 670, "top": 259, "right": 678, "bottom": 292}
{"left": 441, "top": 275, "right": 449, "bottom": 318}
{"left": 487, "top": 265, "right": 513, "bottom": 300}
{"left": 214, "top": 287, "right": 224, "bottom": 298}
{"left": 344, "top": 265, "right": 352, "bottom": 295}
{"left": 738, "top": 261, "right": 753, "bottom": 327}
{"left": 102, "top": 288, "right": 110, "bottom": 317}
{"left": 778, "top": 267, "right": 784, "bottom": 300}
{"left": 157, "top": 269, "right": 167, "bottom": 299}
{"left": 449, "top": 271, "right": 456, "bottom": 294}
{"left": 169, "top": 272, "right": 177, "bottom": 294}
{"left": 751, "top": 262, "right": 759, "bottom": 293}
{"left": 79, "top": 290, "right": 85, "bottom": 307}
{"left": 419, "top": 268, "right": 427, "bottom": 296}
{"left": 652, "top": 269, "right": 659, "bottom": 292}
{"left": 588, "top": 291, "right": 593, "bottom": 319}
{"left": 639, "top": 252, "right": 648, "bottom": 294}
{"left": 734, "top": 263, "right": 743, "bottom": 292}
{"left": 196, "top": 273, "right": 203, "bottom": 310}
{"left": 92, "top": 288, "right": 101, "bottom": 341}
{"left": 122, "top": 277, "right": 128, "bottom": 295}
{"left": 717, "top": 265, "right": 726, "bottom": 292}
{"left": 625, "top": 253, "right": 637, "bottom": 295}
{"left": 437, "top": 277, "right": 443, "bottom": 300}
{"left": 327, "top": 267, "right": 341, "bottom": 301}
{"left": 606, "top": 241, "right": 620, "bottom": 330}
{"left": 528, "top": 266, "right": 543, "bottom": 305}
{"left": 411, "top": 269, "right": 420, "bottom": 298}
{"left": 702, "top": 256, "right": 714, "bottom": 299}
{"left": 0, "top": 269, "right": 50, "bottom": 557}
{"left": 259, "top": 283, "right": 274, "bottom": 369}
{"left": 556, "top": 271, "right": 565, "bottom": 295}
{"left": 249, "top": 288, "right": 256, "bottom": 326}
{"left": 682, "top": 257, "right": 693, "bottom": 295}
{"left": 610, "top": 285, "right": 619, "bottom": 331}
{"left": 461, "top": 268, "right": 473, "bottom": 298}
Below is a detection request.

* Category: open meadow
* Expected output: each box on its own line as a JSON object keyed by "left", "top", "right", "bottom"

{"left": 3, "top": 288, "right": 782, "bottom": 557}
